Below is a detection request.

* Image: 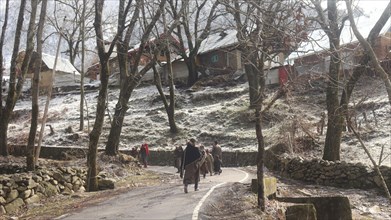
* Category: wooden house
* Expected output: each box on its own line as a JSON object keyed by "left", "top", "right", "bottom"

{"left": 197, "top": 30, "right": 289, "bottom": 85}
{"left": 293, "top": 32, "right": 391, "bottom": 75}
{"left": 21, "top": 51, "right": 81, "bottom": 89}
{"left": 86, "top": 34, "right": 181, "bottom": 83}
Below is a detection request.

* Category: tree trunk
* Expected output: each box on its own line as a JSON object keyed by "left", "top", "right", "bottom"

{"left": 0, "top": 0, "right": 27, "bottom": 156}
{"left": 105, "top": 96, "right": 129, "bottom": 155}
{"left": 0, "top": 0, "right": 9, "bottom": 111}
{"left": 105, "top": 0, "right": 166, "bottom": 155}
{"left": 21, "top": 0, "right": 38, "bottom": 165}
{"left": 27, "top": 0, "right": 47, "bottom": 170}
{"left": 322, "top": 0, "right": 343, "bottom": 161}
{"left": 186, "top": 56, "right": 198, "bottom": 87}
{"left": 79, "top": 0, "right": 86, "bottom": 131}
{"left": 323, "top": 52, "right": 344, "bottom": 161}
{"left": 87, "top": 0, "right": 112, "bottom": 191}
{"left": 34, "top": 18, "right": 63, "bottom": 165}
{"left": 153, "top": 61, "right": 178, "bottom": 134}
{"left": 255, "top": 106, "right": 265, "bottom": 210}
{"left": 245, "top": 63, "right": 259, "bottom": 108}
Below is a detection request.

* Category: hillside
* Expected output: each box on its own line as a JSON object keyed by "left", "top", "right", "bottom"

{"left": 4, "top": 73, "right": 391, "bottom": 219}
{"left": 9, "top": 73, "right": 391, "bottom": 167}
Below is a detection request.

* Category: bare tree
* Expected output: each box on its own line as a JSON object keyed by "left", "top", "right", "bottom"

{"left": 46, "top": 0, "right": 100, "bottom": 132}
{"left": 345, "top": 0, "right": 391, "bottom": 105}
{"left": 0, "top": 0, "right": 28, "bottom": 156}
{"left": 0, "top": 0, "right": 10, "bottom": 113}
{"left": 307, "top": 0, "right": 391, "bottom": 161}
{"left": 79, "top": 0, "right": 87, "bottom": 131}
{"left": 26, "top": 0, "right": 48, "bottom": 170}
{"left": 46, "top": 0, "right": 96, "bottom": 65}
{"left": 87, "top": 0, "right": 131, "bottom": 191}
{"left": 223, "top": 0, "right": 305, "bottom": 210}
{"left": 150, "top": 4, "right": 188, "bottom": 134}
{"left": 105, "top": 0, "right": 167, "bottom": 155}
{"left": 168, "top": 0, "right": 220, "bottom": 86}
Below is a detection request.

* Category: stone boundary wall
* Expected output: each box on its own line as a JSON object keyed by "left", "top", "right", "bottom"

{"left": 9, "top": 146, "right": 259, "bottom": 167}
{"left": 8, "top": 145, "right": 391, "bottom": 191}
{"left": 0, "top": 166, "right": 86, "bottom": 215}
{"left": 265, "top": 146, "right": 391, "bottom": 191}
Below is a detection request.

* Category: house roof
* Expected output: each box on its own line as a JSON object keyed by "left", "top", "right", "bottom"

{"left": 42, "top": 53, "right": 80, "bottom": 76}
{"left": 288, "top": 2, "right": 391, "bottom": 62}
{"left": 198, "top": 30, "right": 238, "bottom": 54}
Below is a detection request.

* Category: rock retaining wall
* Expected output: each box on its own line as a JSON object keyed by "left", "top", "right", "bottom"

{"left": 265, "top": 144, "right": 391, "bottom": 190}
{"left": 0, "top": 166, "right": 86, "bottom": 215}
{"left": 9, "top": 145, "right": 259, "bottom": 167}
{"left": 8, "top": 145, "right": 391, "bottom": 192}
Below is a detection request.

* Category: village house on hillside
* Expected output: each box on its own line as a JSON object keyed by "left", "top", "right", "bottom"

{"left": 197, "top": 30, "right": 292, "bottom": 86}
{"left": 293, "top": 31, "right": 391, "bottom": 75}
{"left": 18, "top": 51, "right": 80, "bottom": 90}
{"left": 86, "top": 34, "right": 182, "bottom": 84}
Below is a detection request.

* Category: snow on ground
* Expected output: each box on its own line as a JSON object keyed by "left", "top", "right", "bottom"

{"left": 8, "top": 74, "right": 391, "bottom": 167}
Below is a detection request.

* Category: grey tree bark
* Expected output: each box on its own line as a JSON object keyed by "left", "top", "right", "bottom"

{"left": 0, "top": 0, "right": 27, "bottom": 156}
{"left": 105, "top": 0, "right": 167, "bottom": 155}
{"left": 27, "top": 0, "right": 48, "bottom": 170}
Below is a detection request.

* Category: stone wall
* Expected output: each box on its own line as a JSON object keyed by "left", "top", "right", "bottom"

{"left": 0, "top": 166, "right": 86, "bottom": 215}
{"left": 148, "top": 150, "right": 258, "bottom": 167}
{"left": 265, "top": 144, "right": 391, "bottom": 191}
{"left": 8, "top": 145, "right": 391, "bottom": 191}
{"left": 9, "top": 146, "right": 259, "bottom": 167}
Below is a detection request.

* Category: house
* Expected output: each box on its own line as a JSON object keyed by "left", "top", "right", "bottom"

{"left": 20, "top": 51, "right": 80, "bottom": 89}
{"left": 290, "top": 4, "right": 391, "bottom": 75}
{"left": 197, "top": 30, "right": 289, "bottom": 85}
{"left": 86, "top": 34, "right": 182, "bottom": 83}
{"left": 160, "top": 58, "right": 188, "bottom": 84}
{"left": 292, "top": 32, "right": 391, "bottom": 75}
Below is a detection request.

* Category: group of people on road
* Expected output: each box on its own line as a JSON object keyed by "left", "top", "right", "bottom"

{"left": 174, "top": 139, "right": 223, "bottom": 193}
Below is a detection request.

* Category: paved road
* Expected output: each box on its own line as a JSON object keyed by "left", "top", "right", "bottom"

{"left": 58, "top": 166, "right": 250, "bottom": 220}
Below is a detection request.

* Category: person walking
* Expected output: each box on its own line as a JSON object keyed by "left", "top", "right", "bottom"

{"left": 211, "top": 140, "right": 222, "bottom": 174}
{"left": 180, "top": 138, "right": 203, "bottom": 193}
{"left": 140, "top": 143, "right": 149, "bottom": 168}
{"left": 199, "top": 145, "right": 208, "bottom": 178}
{"left": 173, "top": 146, "right": 183, "bottom": 173}
{"left": 205, "top": 149, "right": 214, "bottom": 176}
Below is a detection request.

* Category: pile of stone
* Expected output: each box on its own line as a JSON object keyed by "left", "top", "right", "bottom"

{"left": 0, "top": 166, "right": 86, "bottom": 215}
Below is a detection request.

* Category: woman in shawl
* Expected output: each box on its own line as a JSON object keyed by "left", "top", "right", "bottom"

{"left": 180, "top": 138, "right": 204, "bottom": 193}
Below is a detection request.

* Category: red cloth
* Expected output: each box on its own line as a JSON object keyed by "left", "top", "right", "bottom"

{"left": 142, "top": 143, "right": 149, "bottom": 155}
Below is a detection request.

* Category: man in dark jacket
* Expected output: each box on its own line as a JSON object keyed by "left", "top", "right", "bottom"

{"left": 180, "top": 138, "right": 202, "bottom": 193}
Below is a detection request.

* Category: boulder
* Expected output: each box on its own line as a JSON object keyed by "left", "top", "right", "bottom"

{"left": 251, "top": 177, "right": 277, "bottom": 198}
{"left": 6, "top": 189, "right": 19, "bottom": 203}
{"left": 0, "top": 196, "right": 6, "bottom": 205}
{"left": 41, "top": 182, "right": 59, "bottom": 197}
{"left": 277, "top": 196, "right": 352, "bottom": 220}
{"left": 24, "top": 194, "right": 41, "bottom": 205}
{"left": 98, "top": 178, "right": 116, "bottom": 190}
{"left": 52, "top": 171, "right": 64, "bottom": 183}
{"left": 285, "top": 204, "right": 317, "bottom": 220}
{"left": 62, "top": 187, "right": 73, "bottom": 195}
{"left": 4, "top": 198, "right": 24, "bottom": 214}
{"left": 0, "top": 205, "right": 5, "bottom": 215}
{"left": 26, "top": 178, "right": 38, "bottom": 189}
{"left": 20, "top": 189, "right": 32, "bottom": 199}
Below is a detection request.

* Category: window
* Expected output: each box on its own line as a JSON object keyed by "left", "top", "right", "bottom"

{"left": 211, "top": 54, "right": 219, "bottom": 63}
